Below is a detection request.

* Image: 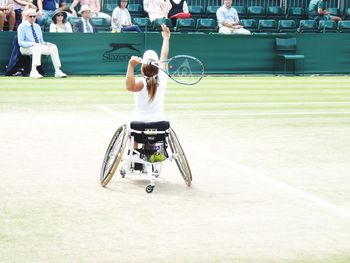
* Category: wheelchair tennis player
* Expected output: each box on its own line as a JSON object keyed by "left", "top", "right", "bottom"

{"left": 100, "top": 24, "right": 192, "bottom": 193}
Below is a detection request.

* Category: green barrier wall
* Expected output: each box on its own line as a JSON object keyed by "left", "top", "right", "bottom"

{"left": 1, "top": 32, "right": 350, "bottom": 75}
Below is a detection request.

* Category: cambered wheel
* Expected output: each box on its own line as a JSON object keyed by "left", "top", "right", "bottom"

{"left": 168, "top": 127, "right": 192, "bottom": 186}
{"left": 145, "top": 185, "right": 154, "bottom": 193}
{"left": 100, "top": 124, "right": 128, "bottom": 187}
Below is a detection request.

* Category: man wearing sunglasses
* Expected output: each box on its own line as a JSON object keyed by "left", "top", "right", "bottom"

{"left": 17, "top": 8, "right": 67, "bottom": 78}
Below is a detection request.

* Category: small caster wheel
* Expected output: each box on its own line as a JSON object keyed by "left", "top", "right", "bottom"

{"left": 120, "top": 168, "right": 126, "bottom": 178}
{"left": 145, "top": 185, "right": 154, "bottom": 193}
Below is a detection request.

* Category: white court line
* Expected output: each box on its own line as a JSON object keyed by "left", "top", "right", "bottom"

{"left": 167, "top": 112, "right": 350, "bottom": 117}
{"left": 94, "top": 104, "right": 350, "bottom": 117}
{"left": 210, "top": 154, "right": 350, "bottom": 219}
{"left": 94, "top": 104, "right": 128, "bottom": 122}
{"left": 95, "top": 104, "right": 350, "bottom": 219}
{"left": 98, "top": 102, "right": 350, "bottom": 106}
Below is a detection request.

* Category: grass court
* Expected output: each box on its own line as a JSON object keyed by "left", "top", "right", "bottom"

{"left": 1, "top": 76, "right": 350, "bottom": 262}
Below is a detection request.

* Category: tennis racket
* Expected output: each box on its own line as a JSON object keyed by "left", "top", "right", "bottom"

{"left": 141, "top": 55, "right": 204, "bottom": 85}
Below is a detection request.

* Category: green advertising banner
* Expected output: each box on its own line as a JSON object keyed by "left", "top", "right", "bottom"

{"left": 1, "top": 32, "right": 350, "bottom": 75}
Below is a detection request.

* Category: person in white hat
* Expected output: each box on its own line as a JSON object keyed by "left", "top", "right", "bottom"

{"left": 126, "top": 24, "right": 170, "bottom": 122}
{"left": 49, "top": 10, "right": 72, "bottom": 32}
{"left": 73, "top": 5, "right": 96, "bottom": 32}
{"left": 70, "top": 0, "right": 110, "bottom": 19}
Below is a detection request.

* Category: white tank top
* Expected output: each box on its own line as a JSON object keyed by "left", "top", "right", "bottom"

{"left": 133, "top": 70, "right": 168, "bottom": 122}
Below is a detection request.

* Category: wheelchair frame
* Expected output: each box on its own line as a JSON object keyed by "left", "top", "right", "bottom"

{"left": 100, "top": 122, "right": 192, "bottom": 193}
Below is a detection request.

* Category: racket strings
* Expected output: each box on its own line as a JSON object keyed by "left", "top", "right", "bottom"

{"left": 167, "top": 57, "right": 203, "bottom": 85}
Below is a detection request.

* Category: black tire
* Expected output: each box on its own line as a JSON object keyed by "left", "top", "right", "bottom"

{"left": 168, "top": 127, "right": 192, "bottom": 186}
{"left": 145, "top": 185, "right": 154, "bottom": 193}
{"left": 100, "top": 124, "right": 128, "bottom": 187}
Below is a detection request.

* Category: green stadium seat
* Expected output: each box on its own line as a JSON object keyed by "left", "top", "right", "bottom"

{"left": 343, "top": 8, "right": 350, "bottom": 20}
{"left": 103, "top": 3, "right": 117, "bottom": 15}
{"left": 91, "top": 17, "right": 111, "bottom": 32}
{"left": 266, "top": 6, "right": 285, "bottom": 20}
{"left": 175, "top": 18, "right": 196, "bottom": 32}
{"left": 233, "top": 6, "right": 247, "bottom": 19}
{"left": 257, "top": 19, "right": 278, "bottom": 32}
{"left": 128, "top": 3, "right": 145, "bottom": 18}
{"left": 298, "top": 19, "right": 318, "bottom": 33}
{"left": 275, "top": 37, "right": 304, "bottom": 75}
{"left": 133, "top": 17, "right": 152, "bottom": 31}
{"left": 196, "top": 18, "right": 218, "bottom": 33}
{"left": 277, "top": 19, "right": 297, "bottom": 33}
{"left": 153, "top": 18, "right": 173, "bottom": 31}
{"left": 318, "top": 20, "right": 337, "bottom": 33}
{"left": 327, "top": 7, "right": 341, "bottom": 17}
{"left": 337, "top": 20, "right": 350, "bottom": 33}
{"left": 44, "top": 17, "right": 52, "bottom": 32}
{"left": 240, "top": 19, "right": 258, "bottom": 32}
{"left": 247, "top": 6, "right": 266, "bottom": 21}
{"left": 68, "top": 17, "right": 81, "bottom": 28}
{"left": 286, "top": 7, "right": 306, "bottom": 25}
{"left": 206, "top": 6, "right": 220, "bottom": 19}
{"left": 188, "top": 5, "right": 205, "bottom": 20}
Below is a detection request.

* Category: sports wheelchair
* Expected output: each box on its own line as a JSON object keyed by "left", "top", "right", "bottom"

{"left": 100, "top": 121, "right": 192, "bottom": 193}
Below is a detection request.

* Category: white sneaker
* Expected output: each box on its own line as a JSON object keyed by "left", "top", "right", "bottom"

{"left": 29, "top": 70, "right": 43, "bottom": 79}
{"left": 55, "top": 69, "right": 67, "bottom": 78}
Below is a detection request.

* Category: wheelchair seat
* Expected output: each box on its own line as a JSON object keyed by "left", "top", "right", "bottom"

{"left": 130, "top": 121, "right": 170, "bottom": 144}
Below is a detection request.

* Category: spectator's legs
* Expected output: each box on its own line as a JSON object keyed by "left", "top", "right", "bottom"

{"left": 219, "top": 26, "right": 232, "bottom": 34}
{"left": 0, "top": 11, "right": 4, "bottom": 31}
{"left": 14, "top": 9, "right": 22, "bottom": 29}
{"left": 20, "top": 45, "right": 46, "bottom": 78}
{"left": 20, "top": 44, "right": 66, "bottom": 77}
{"left": 43, "top": 43, "right": 62, "bottom": 71}
{"left": 331, "top": 15, "right": 341, "bottom": 23}
{"left": 232, "top": 28, "right": 251, "bottom": 35}
{"left": 8, "top": 11, "right": 16, "bottom": 31}
{"left": 20, "top": 45, "right": 44, "bottom": 67}
{"left": 121, "top": 25, "right": 142, "bottom": 32}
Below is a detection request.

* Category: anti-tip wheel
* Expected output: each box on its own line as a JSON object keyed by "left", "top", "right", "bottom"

{"left": 145, "top": 185, "right": 154, "bottom": 193}
{"left": 120, "top": 168, "right": 126, "bottom": 178}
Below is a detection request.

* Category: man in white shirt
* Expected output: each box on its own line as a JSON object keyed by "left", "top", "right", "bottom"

{"left": 17, "top": 8, "right": 67, "bottom": 78}
{"left": 216, "top": 0, "right": 250, "bottom": 35}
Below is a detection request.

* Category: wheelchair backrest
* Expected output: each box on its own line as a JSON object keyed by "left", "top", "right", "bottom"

{"left": 130, "top": 121, "right": 170, "bottom": 144}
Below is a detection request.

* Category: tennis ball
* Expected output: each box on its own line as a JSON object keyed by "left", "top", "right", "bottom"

{"left": 149, "top": 153, "right": 166, "bottom": 163}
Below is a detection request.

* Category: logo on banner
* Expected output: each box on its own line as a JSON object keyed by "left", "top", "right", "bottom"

{"left": 102, "top": 43, "right": 142, "bottom": 62}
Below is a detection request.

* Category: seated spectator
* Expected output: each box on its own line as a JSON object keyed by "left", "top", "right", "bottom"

{"left": 143, "top": 0, "right": 171, "bottom": 22}
{"left": 13, "top": 0, "right": 37, "bottom": 28}
{"left": 49, "top": 9, "right": 72, "bottom": 32}
{"left": 0, "top": 0, "right": 15, "bottom": 31}
{"left": 167, "top": 0, "right": 190, "bottom": 26}
{"left": 308, "top": 0, "right": 341, "bottom": 22}
{"left": 111, "top": 0, "right": 141, "bottom": 33}
{"left": 36, "top": 0, "right": 68, "bottom": 27}
{"left": 73, "top": 5, "right": 96, "bottom": 32}
{"left": 17, "top": 8, "right": 67, "bottom": 78}
{"left": 216, "top": 0, "right": 250, "bottom": 35}
{"left": 70, "top": 0, "right": 110, "bottom": 20}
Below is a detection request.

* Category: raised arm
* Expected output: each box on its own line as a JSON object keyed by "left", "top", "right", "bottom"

{"left": 125, "top": 56, "right": 144, "bottom": 92}
{"left": 159, "top": 24, "right": 170, "bottom": 65}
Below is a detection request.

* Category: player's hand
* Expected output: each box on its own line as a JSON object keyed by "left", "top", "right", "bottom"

{"left": 161, "top": 24, "right": 170, "bottom": 39}
{"left": 128, "top": 56, "right": 141, "bottom": 67}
